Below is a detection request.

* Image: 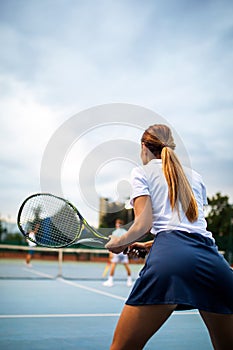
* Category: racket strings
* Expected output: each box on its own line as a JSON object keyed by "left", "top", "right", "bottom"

{"left": 19, "top": 195, "right": 82, "bottom": 247}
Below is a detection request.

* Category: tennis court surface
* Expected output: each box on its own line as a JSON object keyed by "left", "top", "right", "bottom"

{"left": 0, "top": 246, "right": 213, "bottom": 349}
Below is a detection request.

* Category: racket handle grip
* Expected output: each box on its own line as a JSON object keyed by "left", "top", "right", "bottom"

{"left": 137, "top": 249, "right": 147, "bottom": 259}
{"left": 124, "top": 247, "right": 147, "bottom": 259}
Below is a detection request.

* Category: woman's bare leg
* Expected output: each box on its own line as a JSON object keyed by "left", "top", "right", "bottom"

{"left": 110, "top": 304, "right": 177, "bottom": 350}
{"left": 199, "top": 310, "right": 233, "bottom": 350}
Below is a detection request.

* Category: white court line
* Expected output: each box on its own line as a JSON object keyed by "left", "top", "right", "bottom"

{"left": 20, "top": 270, "right": 199, "bottom": 313}
{"left": 0, "top": 311, "right": 198, "bottom": 319}
{"left": 22, "top": 268, "right": 126, "bottom": 301}
{"left": 0, "top": 313, "right": 120, "bottom": 319}
{"left": 22, "top": 267, "right": 54, "bottom": 279}
{"left": 173, "top": 311, "right": 199, "bottom": 315}
{"left": 57, "top": 277, "right": 126, "bottom": 301}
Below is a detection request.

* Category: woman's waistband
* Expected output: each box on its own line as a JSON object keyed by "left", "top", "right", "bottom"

{"left": 155, "top": 230, "right": 215, "bottom": 246}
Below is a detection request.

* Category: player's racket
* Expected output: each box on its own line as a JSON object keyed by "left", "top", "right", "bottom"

{"left": 17, "top": 193, "right": 109, "bottom": 248}
{"left": 17, "top": 193, "right": 149, "bottom": 257}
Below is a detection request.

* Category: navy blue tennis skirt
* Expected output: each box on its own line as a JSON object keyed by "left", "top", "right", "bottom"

{"left": 126, "top": 230, "right": 233, "bottom": 314}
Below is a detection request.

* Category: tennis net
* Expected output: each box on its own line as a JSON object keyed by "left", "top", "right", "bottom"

{"left": 0, "top": 244, "right": 144, "bottom": 280}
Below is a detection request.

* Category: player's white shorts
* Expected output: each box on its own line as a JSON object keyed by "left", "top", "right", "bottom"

{"left": 111, "top": 252, "right": 129, "bottom": 264}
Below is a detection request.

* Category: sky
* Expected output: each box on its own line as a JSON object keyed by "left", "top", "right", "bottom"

{"left": 0, "top": 0, "right": 233, "bottom": 227}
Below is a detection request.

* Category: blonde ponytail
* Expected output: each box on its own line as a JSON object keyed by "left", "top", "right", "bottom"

{"left": 161, "top": 147, "right": 198, "bottom": 222}
{"left": 142, "top": 124, "right": 198, "bottom": 222}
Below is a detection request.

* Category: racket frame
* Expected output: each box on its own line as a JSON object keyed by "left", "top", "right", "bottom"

{"left": 17, "top": 193, "right": 108, "bottom": 248}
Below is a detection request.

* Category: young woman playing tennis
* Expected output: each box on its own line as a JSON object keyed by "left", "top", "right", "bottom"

{"left": 106, "top": 124, "right": 233, "bottom": 350}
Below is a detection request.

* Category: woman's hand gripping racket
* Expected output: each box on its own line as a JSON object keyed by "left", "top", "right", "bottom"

{"left": 17, "top": 193, "right": 109, "bottom": 248}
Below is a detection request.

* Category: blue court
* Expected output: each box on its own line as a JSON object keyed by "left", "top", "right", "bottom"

{"left": 0, "top": 259, "right": 213, "bottom": 349}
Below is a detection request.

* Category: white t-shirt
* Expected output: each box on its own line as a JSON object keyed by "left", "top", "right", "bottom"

{"left": 27, "top": 231, "right": 37, "bottom": 247}
{"left": 112, "top": 227, "right": 127, "bottom": 238}
{"left": 130, "top": 159, "right": 213, "bottom": 240}
{"left": 111, "top": 227, "right": 129, "bottom": 261}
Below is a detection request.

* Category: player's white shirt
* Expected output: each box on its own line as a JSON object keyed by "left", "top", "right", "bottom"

{"left": 111, "top": 227, "right": 129, "bottom": 261}
{"left": 112, "top": 227, "right": 127, "bottom": 237}
{"left": 130, "top": 159, "right": 213, "bottom": 240}
{"left": 27, "top": 231, "right": 37, "bottom": 247}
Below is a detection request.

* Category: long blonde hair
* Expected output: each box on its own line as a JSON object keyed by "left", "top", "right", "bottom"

{"left": 141, "top": 124, "right": 198, "bottom": 222}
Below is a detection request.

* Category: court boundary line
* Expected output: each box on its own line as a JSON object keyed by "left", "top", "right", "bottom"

{"left": 22, "top": 267, "right": 55, "bottom": 279}
{"left": 57, "top": 277, "right": 126, "bottom": 301}
{"left": 17, "top": 270, "right": 201, "bottom": 314}
{"left": 0, "top": 313, "right": 120, "bottom": 318}
{"left": 0, "top": 311, "right": 199, "bottom": 319}
{"left": 21, "top": 269, "right": 127, "bottom": 301}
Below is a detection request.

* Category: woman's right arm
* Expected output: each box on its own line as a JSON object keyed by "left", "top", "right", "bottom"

{"left": 105, "top": 195, "right": 153, "bottom": 253}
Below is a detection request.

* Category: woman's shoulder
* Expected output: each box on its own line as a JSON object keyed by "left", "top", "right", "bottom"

{"left": 131, "top": 165, "right": 145, "bottom": 177}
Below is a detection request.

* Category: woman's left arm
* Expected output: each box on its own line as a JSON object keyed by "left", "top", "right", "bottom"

{"left": 105, "top": 195, "right": 152, "bottom": 254}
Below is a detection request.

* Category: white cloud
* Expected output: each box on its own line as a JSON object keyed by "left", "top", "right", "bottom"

{"left": 0, "top": 0, "right": 233, "bottom": 226}
{"left": 0, "top": 74, "right": 61, "bottom": 220}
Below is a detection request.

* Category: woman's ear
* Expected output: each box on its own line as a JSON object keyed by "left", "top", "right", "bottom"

{"left": 141, "top": 143, "right": 149, "bottom": 165}
{"left": 141, "top": 143, "right": 148, "bottom": 154}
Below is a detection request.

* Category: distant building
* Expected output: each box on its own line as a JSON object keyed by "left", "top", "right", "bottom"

{"left": 99, "top": 197, "right": 133, "bottom": 228}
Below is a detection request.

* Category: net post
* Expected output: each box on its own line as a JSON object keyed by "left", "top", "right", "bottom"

{"left": 57, "top": 249, "right": 63, "bottom": 277}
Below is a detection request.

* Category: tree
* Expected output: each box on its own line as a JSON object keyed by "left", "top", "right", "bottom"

{"left": 206, "top": 192, "right": 233, "bottom": 263}
{"left": 0, "top": 216, "right": 7, "bottom": 242}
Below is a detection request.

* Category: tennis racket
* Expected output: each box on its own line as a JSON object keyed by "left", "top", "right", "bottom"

{"left": 17, "top": 193, "right": 109, "bottom": 248}
{"left": 17, "top": 193, "right": 149, "bottom": 257}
